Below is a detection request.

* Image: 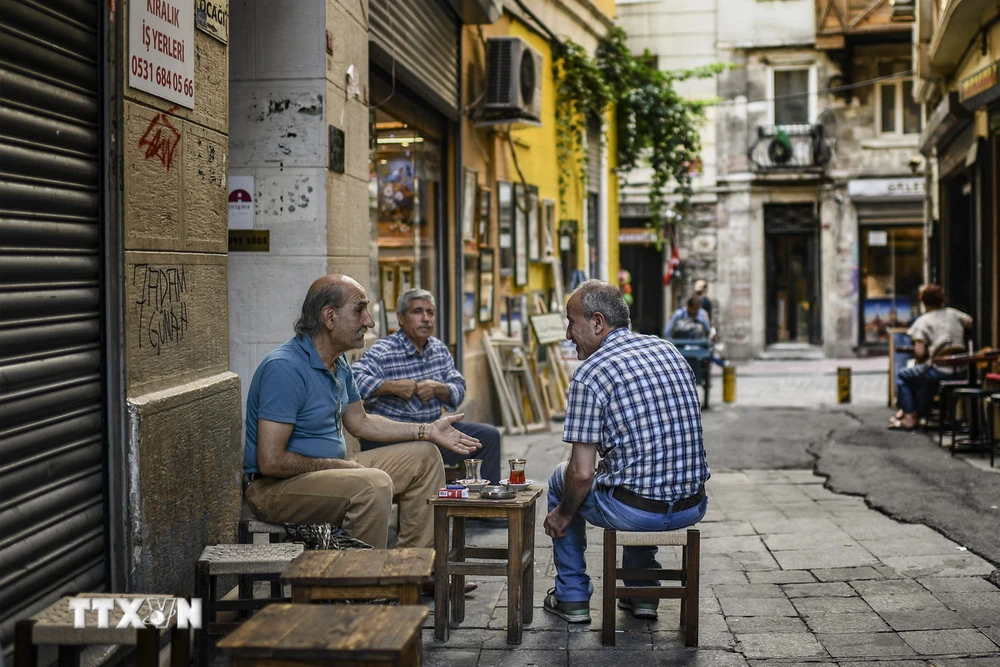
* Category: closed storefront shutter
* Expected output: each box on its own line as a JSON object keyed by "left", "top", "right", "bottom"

{"left": 0, "top": 0, "right": 106, "bottom": 647}
{"left": 369, "top": 0, "right": 459, "bottom": 119}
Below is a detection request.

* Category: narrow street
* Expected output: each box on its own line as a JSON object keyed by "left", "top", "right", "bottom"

{"left": 423, "top": 358, "right": 1000, "bottom": 666}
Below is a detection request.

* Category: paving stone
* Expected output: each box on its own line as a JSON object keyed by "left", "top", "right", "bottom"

{"left": 839, "top": 522, "right": 940, "bottom": 542}
{"left": 811, "top": 566, "right": 886, "bottom": 582}
{"left": 860, "top": 537, "right": 967, "bottom": 558}
{"left": 771, "top": 546, "right": 877, "bottom": 570}
{"left": 850, "top": 579, "right": 925, "bottom": 595}
{"left": 815, "top": 632, "right": 917, "bottom": 658}
{"left": 566, "top": 651, "right": 671, "bottom": 667}
{"left": 881, "top": 554, "right": 996, "bottom": 578}
{"left": 736, "top": 632, "right": 827, "bottom": 659}
{"left": 746, "top": 570, "right": 816, "bottom": 584}
{"left": 917, "top": 576, "right": 1000, "bottom": 593}
{"left": 782, "top": 582, "right": 855, "bottom": 598}
{"left": 803, "top": 612, "right": 891, "bottom": 634}
{"left": 423, "top": 629, "right": 486, "bottom": 648}
{"left": 482, "top": 629, "right": 568, "bottom": 650}
{"left": 938, "top": 659, "right": 1000, "bottom": 667}
{"left": 861, "top": 593, "right": 950, "bottom": 613}
{"left": 726, "top": 615, "right": 809, "bottom": 634}
{"left": 652, "top": 645, "right": 750, "bottom": 666}
{"left": 697, "top": 520, "right": 757, "bottom": 538}
{"left": 703, "top": 536, "right": 771, "bottom": 554}
{"left": 837, "top": 661, "right": 932, "bottom": 667}
{"left": 478, "top": 649, "right": 567, "bottom": 666}
{"left": 711, "top": 583, "right": 785, "bottom": 599}
{"left": 718, "top": 596, "right": 797, "bottom": 617}
{"left": 899, "top": 629, "right": 1000, "bottom": 655}
{"left": 698, "top": 612, "right": 730, "bottom": 633}
{"left": 935, "top": 591, "right": 1000, "bottom": 613}
{"left": 703, "top": 570, "right": 751, "bottom": 585}
{"left": 750, "top": 518, "right": 842, "bottom": 535}
{"left": 880, "top": 609, "right": 974, "bottom": 631}
{"left": 792, "top": 596, "right": 874, "bottom": 615}
{"left": 982, "top": 626, "right": 1000, "bottom": 646}
{"left": 423, "top": 649, "right": 481, "bottom": 667}
{"left": 568, "top": 630, "right": 652, "bottom": 650}
{"left": 782, "top": 470, "right": 825, "bottom": 484}
{"left": 763, "top": 531, "right": 856, "bottom": 551}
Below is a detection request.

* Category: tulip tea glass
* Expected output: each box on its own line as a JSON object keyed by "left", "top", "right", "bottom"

{"left": 508, "top": 459, "right": 527, "bottom": 485}
{"left": 464, "top": 458, "right": 483, "bottom": 482}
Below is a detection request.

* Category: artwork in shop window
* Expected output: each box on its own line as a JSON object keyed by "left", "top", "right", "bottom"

{"left": 513, "top": 183, "right": 529, "bottom": 286}
{"left": 542, "top": 199, "right": 556, "bottom": 258}
{"left": 377, "top": 157, "right": 417, "bottom": 230}
{"left": 477, "top": 186, "right": 492, "bottom": 247}
{"left": 464, "top": 254, "right": 479, "bottom": 332}
{"left": 497, "top": 181, "right": 514, "bottom": 277}
{"left": 479, "top": 248, "right": 495, "bottom": 323}
{"left": 527, "top": 186, "right": 541, "bottom": 261}
{"left": 863, "top": 297, "right": 914, "bottom": 344}
{"left": 462, "top": 168, "right": 478, "bottom": 248}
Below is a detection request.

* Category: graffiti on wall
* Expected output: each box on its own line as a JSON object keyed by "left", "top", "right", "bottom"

{"left": 138, "top": 106, "right": 181, "bottom": 171}
{"left": 133, "top": 264, "right": 188, "bottom": 354}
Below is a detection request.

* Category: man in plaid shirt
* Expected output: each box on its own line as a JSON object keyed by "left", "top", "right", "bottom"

{"left": 352, "top": 289, "right": 502, "bottom": 483}
{"left": 542, "top": 280, "right": 710, "bottom": 624}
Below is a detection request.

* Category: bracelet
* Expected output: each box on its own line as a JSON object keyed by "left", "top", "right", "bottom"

{"left": 417, "top": 423, "right": 427, "bottom": 441}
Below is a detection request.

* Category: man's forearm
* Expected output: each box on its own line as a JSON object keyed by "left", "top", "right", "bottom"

{"left": 557, "top": 469, "right": 593, "bottom": 518}
{"left": 263, "top": 452, "right": 356, "bottom": 478}
{"left": 350, "top": 412, "right": 423, "bottom": 443}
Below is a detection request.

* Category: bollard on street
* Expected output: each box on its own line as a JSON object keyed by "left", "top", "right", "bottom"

{"left": 837, "top": 366, "right": 851, "bottom": 403}
{"left": 723, "top": 365, "right": 736, "bottom": 403}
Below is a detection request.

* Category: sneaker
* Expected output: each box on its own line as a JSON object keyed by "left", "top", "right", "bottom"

{"left": 618, "top": 598, "right": 658, "bottom": 619}
{"left": 543, "top": 588, "right": 591, "bottom": 623}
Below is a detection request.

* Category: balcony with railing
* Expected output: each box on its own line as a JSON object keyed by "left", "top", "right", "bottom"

{"left": 748, "top": 125, "right": 834, "bottom": 174}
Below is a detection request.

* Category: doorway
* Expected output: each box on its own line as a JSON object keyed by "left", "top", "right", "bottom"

{"left": 764, "top": 204, "right": 821, "bottom": 345}
{"left": 620, "top": 244, "right": 664, "bottom": 335}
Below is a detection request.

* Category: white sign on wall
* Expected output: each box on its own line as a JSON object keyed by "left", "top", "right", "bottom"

{"left": 228, "top": 176, "right": 254, "bottom": 230}
{"left": 129, "top": 0, "right": 195, "bottom": 108}
{"left": 848, "top": 178, "right": 925, "bottom": 200}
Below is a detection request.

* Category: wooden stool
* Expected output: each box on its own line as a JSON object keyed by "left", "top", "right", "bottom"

{"left": 282, "top": 548, "right": 434, "bottom": 604}
{"left": 602, "top": 528, "right": 700, "bottom": 647}
{"left": 15, "top": 594, "right": 190, "bottom": 667}
{"left": 195, "top": 543, "right": 303, "bottom": 667}
{"left": 217, "top": 603, "right": 428, "bottom": 666}
{"left": 429, "top": 486, "right": 542, "bottom": 644}
{"left": 237, "top": 502, "right": 287, "bottom": 600}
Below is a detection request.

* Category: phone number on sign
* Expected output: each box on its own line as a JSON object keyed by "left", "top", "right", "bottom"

{"left": 130, "top": 56, "right": 193, "bottom": 97}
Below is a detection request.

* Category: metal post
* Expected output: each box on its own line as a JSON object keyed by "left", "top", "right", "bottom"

{"left": 722, "top": 366, "right": 736, "bottom": 404}
{"left": 837, "top": 367, "right": 851, "bottom": 404}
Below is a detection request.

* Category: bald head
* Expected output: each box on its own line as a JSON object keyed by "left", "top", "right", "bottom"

{"left": 294, "top": 274, "right": 361, "bottom": 336}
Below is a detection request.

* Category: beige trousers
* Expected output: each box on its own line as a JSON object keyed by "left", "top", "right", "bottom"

{"left": 245, "top": 441, "right": 445, "bottom": 549}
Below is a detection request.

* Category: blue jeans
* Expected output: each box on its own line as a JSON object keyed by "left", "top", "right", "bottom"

{"left": 896, "top": 364, "right": 950, "bottom": 416}
{"left": 547, "top": 462, "right": 708, "bottom": 603}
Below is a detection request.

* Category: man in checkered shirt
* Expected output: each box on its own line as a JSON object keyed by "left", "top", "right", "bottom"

{"left": 542, "top": 280, "right": 710, "bottom": 624}
{"left": 352, "top": 289, "right": 502, "bottom": 483}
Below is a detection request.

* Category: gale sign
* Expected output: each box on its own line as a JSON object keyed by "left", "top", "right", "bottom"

{"left": 129, "top": 0, "right": 195, "bottom": 108}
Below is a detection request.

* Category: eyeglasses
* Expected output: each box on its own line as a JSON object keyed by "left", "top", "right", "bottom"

{"left": 333, "top": 375, "right": 344, "bottom": 438}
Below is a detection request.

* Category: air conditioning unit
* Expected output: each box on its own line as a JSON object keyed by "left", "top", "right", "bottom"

{"left": 485, "top": 36, "right": 543, "bottom": 121}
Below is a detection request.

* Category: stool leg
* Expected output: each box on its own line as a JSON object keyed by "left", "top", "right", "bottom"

{"left": 195, "top": 560, "right": 211, "bottom": 667}
{"left": 522, "top": 505, "right": 535, "bottom": 625}
{"left": 451, "top": 517, "right": 466, "bottom": 623}
{"left": 680, "top": 543, "right": 688, "bottom": 628}
{"left": 602, "top": 530, "right": 617, "bottom": 647}
{"left": 136, "top": 626, "right": 160, "bottom": 667}
{"left": 57, "top": 646, "right": 81, "bottom": 667}
{"left": 506, "top": 508, "right": 524, "bottom": 644}
{"left": 170, "top": 625, "right": 191, "bottom": 667}
{"left": 433, "top": 506, "right": 450, "bottom": 642}
{"left": 15, "top": 619, "right": 38, "bottom": 667}
{"left": 684, "top": 530, "right": 700, "bottom": 647}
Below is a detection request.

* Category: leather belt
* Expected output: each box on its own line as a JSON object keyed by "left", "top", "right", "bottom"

{"left": 243, "top": 473, "right": 264, "bottom": 486}
{"left": 612, "top": 486, "right": 705, "bottom": 514}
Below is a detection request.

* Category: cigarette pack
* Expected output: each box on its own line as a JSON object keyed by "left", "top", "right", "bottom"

{"left": 438, "top": 487, "right": 469, "bottom": 499}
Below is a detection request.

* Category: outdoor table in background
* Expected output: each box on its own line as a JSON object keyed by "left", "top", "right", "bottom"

{"left": 934, "top": 349, "right": 1000, "bottom": 384}
{"left": 429, "top": 486, "right": 542, "bottom": 645}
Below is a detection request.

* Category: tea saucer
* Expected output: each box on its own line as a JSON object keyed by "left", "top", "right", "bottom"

{"left": 499, "top": 479, "right": 534, "bottom": 490}
{"left": 456, "top": 478, "right": 490, "bottom": 490}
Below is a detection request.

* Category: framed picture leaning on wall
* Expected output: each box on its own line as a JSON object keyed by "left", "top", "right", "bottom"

{"left": 479, "top": 248, "right": 495, "bottom": 323}
{"left": 462, "top": 168, "right": 478, "bottom": 245}
{"left": 477, "top": 185, "right": 491, "bottom": 247}
{"left": 513, "top": 182, "right": 528, "bottom": 286}
{"left": 497, "top": 181, "right": 514, "bottom": 277}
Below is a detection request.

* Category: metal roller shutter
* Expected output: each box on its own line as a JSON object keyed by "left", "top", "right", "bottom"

{"left": 0, "top": 0, "right": 106, "bottom": 649}
{"left": 370, "top": 0, "right": 459, "bottom": 119}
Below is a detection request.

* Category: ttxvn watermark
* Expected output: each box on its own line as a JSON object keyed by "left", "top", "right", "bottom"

{"left": 69, "top": 597, "right": 202, "bottom": 629}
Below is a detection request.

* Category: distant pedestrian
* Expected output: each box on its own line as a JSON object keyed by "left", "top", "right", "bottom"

{"left": 663, "top": 295, "right": 711, "bottom": 340}
{"left": 694, "top": 279, "right": 712, "bottom": 321}
{"left": 542, "top": 280, "right": 710, "bottom": 624}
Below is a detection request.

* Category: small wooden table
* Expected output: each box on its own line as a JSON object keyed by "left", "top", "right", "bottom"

{"left": 429, "top": 486, "right": 542, "bottom": 644}
{"left": 217, "top": 603, "right": 428, "bottom": 666}
{"left": 282, "top": 548, "right": 434, "bottom": 605}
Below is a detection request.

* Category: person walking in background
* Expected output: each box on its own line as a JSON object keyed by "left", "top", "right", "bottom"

{"left": 694, "top": 279, "right": 712, "bottom": 322}
{"left": 663, "top": 295, "right": 712, "bottom": 340}
{"left": 543, "top": 280, "right": 710, "bottom": 624}
{"left": 889, "top": 284, "right": 972, "bottom": 430}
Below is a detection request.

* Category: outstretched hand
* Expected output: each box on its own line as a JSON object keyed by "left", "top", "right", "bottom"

{"left": 429, "top": 413, "right": 482, "bottom": 456}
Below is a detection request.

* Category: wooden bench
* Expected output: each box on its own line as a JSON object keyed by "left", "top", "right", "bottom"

{"left": 282, "top": 548, "right": 434, "bottom": 605}
{"left": 195, "top": 542, "right": 303, "bottom": 667}
{"left": 217, "top": 603, "right": 428, "bottom": 666}
{"left": 15, "top": 594, "right": 190, "bottom": 667}
{"left": 602, "top": 528, "right": 700, "bottom": 647}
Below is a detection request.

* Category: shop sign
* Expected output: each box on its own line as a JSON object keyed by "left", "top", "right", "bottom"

{"left": 129, "top": 0, "right": 195, "bottom": 108}
{"left": 959, "top": 59, "right": 1000, "bottom": 109}
{"left": 228, "top": 229, "right": 270, "bottom": 252}
{"left": 848, "top": 178, "right": 924, "bottom": 200}
{"left": 195, "top": 0, "right": 228, "bottom": 44}
{"left": 868, "top": 230, "right": 888, "bottom": 247}
{"left": 228, "top": 175, "right": 254, "bottom": 230}
{"left": 618, "top": 227, "right": 658, "bottom": 244}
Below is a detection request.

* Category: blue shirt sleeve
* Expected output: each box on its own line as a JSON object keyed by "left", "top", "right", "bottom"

{"left": 351, "top": 344, "right": 384, "bottom": 399}
{"left": 432, "top": 340, "right": 466, "bottom": 408}
{"left": 664, "top": 310, "right": 682, "bottom": 338}
{"left": 256, "top": 358, "right": 307, "bottom": 423}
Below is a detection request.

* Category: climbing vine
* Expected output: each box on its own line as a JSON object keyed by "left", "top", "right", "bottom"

{"left": 554, "top": 26, "right": 728, "bottom": 238}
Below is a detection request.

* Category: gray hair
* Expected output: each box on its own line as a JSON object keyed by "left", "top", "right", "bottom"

{"left": 397, "top": 288, "right": 435, "bottom": 315}
{"left": 294, "top": 280, "right": 350, "bottom": 336}
{"left": 575, "top": 279, "right": 631, "bottom": 329}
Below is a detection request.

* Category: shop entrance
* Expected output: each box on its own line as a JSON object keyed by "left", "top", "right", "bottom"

{"left": 859, "top": 224, "right": 923, "bottom": 345}
{"left": 764, "top": 204, "right": 821, "bottom": 346}
{"left": 620, "top": 243, "right": 664, "bottom": 335}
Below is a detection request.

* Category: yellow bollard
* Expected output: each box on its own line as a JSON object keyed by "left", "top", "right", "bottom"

{"left": 723, "top": 365, "right": 736, "bottom": 403}
{"left": 837, "top": 366, "right": 851, "bottom": 404}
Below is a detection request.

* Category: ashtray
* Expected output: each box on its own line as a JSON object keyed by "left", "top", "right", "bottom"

{"left": 479, "top": 485, "right": 517, "bottom": 500}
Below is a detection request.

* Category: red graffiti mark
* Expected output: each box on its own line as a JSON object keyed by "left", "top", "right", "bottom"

{"left": 138, "top": 106, "right": 181, "bottom": 171}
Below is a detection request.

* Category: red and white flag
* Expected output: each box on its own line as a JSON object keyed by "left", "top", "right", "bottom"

{"left": 663, "top": 245, "right": 680, "bottom": 285}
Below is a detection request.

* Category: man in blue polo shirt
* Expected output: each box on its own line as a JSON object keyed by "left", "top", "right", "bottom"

{"left": 244, "top": 274, "right": 483, "bottom": 552}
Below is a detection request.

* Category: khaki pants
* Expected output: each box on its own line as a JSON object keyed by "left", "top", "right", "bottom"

{"left": 245, "top": 441, "right": 444, "bottom": 549}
